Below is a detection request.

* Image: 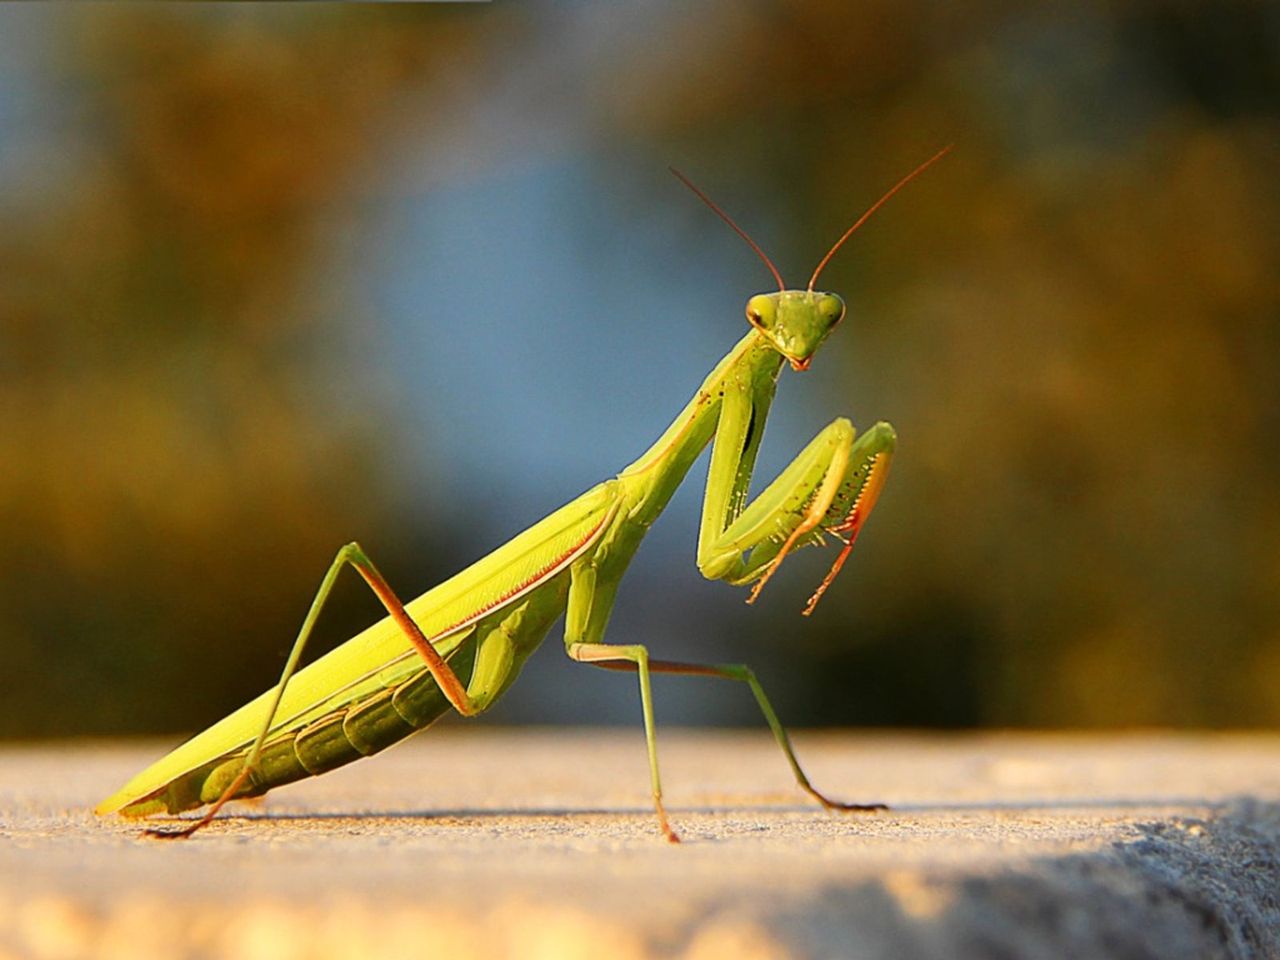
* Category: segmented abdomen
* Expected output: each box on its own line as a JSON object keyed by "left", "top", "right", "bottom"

{"left": 144, "top": 641, "right": 480, "bottom": 815}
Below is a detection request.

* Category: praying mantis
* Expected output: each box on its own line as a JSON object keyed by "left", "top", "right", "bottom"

{"left": 96, "top": 148, "right": 950, "bottom": 843}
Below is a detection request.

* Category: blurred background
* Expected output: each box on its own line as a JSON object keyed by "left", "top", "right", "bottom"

{"left": 2, "top": 1, "right": 1277, "bottom": 739}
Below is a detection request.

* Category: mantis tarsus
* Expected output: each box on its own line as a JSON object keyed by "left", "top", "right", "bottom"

{"left": 96, "top": 147, "right": 950, "bottom": 843}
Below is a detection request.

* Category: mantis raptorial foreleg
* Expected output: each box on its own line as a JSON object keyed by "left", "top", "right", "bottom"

{"left": 148, "top": 541, "right": 483, "bottom": 839}
{"left": 697, "top": 375, "right": 897, "bottom": 612}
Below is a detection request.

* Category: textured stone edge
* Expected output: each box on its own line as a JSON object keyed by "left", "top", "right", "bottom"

{"left": 752, "top": 798, "right": 1280, "bottom": 960}
{"left": 3, "top": 799, "right": 1277, "bottom": 960}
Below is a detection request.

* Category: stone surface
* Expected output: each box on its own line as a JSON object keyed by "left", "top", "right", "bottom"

{"left": 2, "top": 729, "right": 1279, "bottom": 959}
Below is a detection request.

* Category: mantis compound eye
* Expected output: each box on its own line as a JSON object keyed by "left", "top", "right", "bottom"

{"left": 745, "top": 294, "right": 774, "bottom": 331}
{"left": 817, "top": 294, "right": 846, "bottom": 327}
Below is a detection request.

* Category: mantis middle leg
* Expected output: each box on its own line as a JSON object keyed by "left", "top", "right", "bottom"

{"left": 573, "top": 647, "right": 890, "bottom": 834}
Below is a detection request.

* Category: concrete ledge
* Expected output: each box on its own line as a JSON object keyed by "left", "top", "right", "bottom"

{"left": 2, "top": 730, "right": 1278, "bottom": 959}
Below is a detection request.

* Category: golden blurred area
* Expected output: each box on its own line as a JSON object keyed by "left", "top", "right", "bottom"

{"left": 1, "top": 3, "right": 1276, "bottom": 735}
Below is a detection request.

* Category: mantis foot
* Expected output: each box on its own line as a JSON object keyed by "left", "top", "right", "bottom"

{"left": 654, "top": 794, "right": 682, "bottom": 843}
{"left": 804, "top": 783, "right": 888, "bottom": 814}
{"left": 141, "top": 823, "right": 201, "bottom": 840}
{"left": 821, "top": 800, "right": 890, "bottom": 814}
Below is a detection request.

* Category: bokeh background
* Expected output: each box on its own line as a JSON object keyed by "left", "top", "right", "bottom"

{"left": 2, "top": 2, "right": 1277, "bottom": 739}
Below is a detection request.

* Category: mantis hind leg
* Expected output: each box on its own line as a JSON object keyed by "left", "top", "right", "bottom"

{"left": 147, "top": 541, "right": 481, "bottom": 840}
{"left": 583, "top": 653, "right": 888, "bottom": 815}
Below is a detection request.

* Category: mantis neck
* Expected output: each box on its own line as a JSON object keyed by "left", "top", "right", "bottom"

{"left": 617, "top": 329, "right": 784, "bottom": 523}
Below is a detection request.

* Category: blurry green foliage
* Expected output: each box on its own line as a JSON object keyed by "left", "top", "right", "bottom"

{"left": 1, "top": 2, "right": 1277, "bottom": 735}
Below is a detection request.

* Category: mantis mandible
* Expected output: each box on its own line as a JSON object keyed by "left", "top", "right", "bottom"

{"left": 97, "top": 147, "right": 950, "bottom": 843}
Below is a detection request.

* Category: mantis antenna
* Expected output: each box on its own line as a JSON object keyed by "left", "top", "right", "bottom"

{"left": 808, "top": 145, "right": 954, "bottom": 291}
{"left": 669, "top": 167, "right": 786, "bottom": 293}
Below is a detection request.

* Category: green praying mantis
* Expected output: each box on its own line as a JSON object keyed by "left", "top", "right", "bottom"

{"left": 96, "top": 147, "right": 950, "bottom": 843}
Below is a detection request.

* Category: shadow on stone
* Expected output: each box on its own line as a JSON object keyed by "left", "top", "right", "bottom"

{"left": 745, "top": 799, "right": 1280, "bottom": 960}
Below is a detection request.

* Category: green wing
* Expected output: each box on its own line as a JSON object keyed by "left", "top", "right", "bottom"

{"left": 96, "top": 482, "right": 617, "bottom": 816}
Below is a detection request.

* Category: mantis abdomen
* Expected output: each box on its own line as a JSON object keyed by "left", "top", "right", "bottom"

{"left": 118, "top": 573, "right": 576, "bottom": 817}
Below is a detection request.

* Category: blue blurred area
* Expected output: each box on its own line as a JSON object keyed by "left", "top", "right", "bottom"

{"left": 0, "top": 12, "right": 64, "bottom": 204}
{"left": 368, "top": 159, "right": 729, "bottom": 530}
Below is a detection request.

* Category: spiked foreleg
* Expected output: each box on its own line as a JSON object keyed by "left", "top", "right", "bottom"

{"left": 696, "top": 375, "right": 896, "bottom": 612}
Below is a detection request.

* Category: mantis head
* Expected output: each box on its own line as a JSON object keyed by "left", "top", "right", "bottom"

{"left": 745, "top": 290, "right": 845, "bottom": 372}
{"left": 670, "top": 145, "right": 952, "bottom": 373}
